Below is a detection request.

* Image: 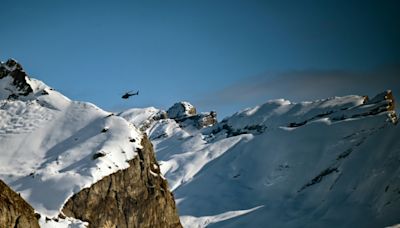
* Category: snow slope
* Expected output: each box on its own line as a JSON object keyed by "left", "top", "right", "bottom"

{"left": 0, "top": 60, "right": 142, "bottom": 223}
{"left": 121, "top": 92, "right": 400, "bottom": 227}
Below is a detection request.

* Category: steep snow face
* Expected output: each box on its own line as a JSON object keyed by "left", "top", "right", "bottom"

{"left": 123, "top": 92, "right": 400, "bottom": 228}
{"left": 0, "top": 60, "right": 142, "bottom": 219}
{"left": 119, "top": 107, "right": 161, "bottom": 127}
{"left": 119, "top": 107, "right": 167, "bottom": 131}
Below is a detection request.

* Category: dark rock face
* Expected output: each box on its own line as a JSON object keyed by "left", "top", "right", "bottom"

{"left": 180, "top": 111, "right": 218, "bottom": 129}
{"left": 62, "top": 136, "right": 182, "bottom": 228}
{"left": 0, "top": 59, "right": 33, "bottom": 98}
{"left": 153, "top": 110, "right": 168, "bottom": 121}
{"left": 196, "top": 111, "right": 217, "bottom": 128}
{"left": 0, "top": 180, "right": 40, "bottom": 228}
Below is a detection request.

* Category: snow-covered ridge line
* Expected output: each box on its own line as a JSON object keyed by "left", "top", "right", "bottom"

{"left": 120, "top": 91, "right": 398, "bottom": 192}
{"left": 121, "top": 90, "right": 399, "bottom": 228}
{"left": 0, "top": 59, "right": 144, "bottom": 222}
{"left": 212, "top": 90, "right": 397, "bottom": 137}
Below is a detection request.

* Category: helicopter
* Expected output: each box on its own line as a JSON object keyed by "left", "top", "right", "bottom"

{"left": 121, "top": 90, "right": 139, "bottom": 99}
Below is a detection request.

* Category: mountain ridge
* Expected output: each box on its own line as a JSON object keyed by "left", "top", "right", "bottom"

{"left": 120, "top": 89, "right": 399, "bottom": 227}
{"left": 0, "top": 59, "right": 182, "bottom": 227}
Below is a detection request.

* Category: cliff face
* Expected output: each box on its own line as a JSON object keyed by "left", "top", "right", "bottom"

{"left": 62, "top": 135, "right": 182, "bottom": 228}
{"left": 0, "top": 180, "right": 39, "bottom": 228}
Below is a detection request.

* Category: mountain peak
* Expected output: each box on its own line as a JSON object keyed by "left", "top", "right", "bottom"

{"left": 166, "top": 101, "right": 197, "bottom": 119}
{"left": 166, "top": 101, "right": 218, "bottom": 129}
{"left": 0, "top": 59, "right": 33, "bottom": 99}
{"left": 0, "top": 60, "right": 182, "bottom": 227}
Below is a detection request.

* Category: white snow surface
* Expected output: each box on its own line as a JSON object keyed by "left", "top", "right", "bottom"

{"left": 39, "top": 216, "right": 88, "bottom": 228}
{"left": 0, "top": 74, "right": 142, "bottom": 221}
{"left": 180, "top": 205, "right": 263, "bottom": 228}
{"left": 119, "top": 106, "right": 160, "bottom": 130}
{"left": 122, "top": 93, "right": 400, "bottom": 228}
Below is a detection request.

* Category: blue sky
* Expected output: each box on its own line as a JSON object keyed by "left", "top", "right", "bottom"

{"left": 1, "top": 0, "right": 399, "bottom": 118}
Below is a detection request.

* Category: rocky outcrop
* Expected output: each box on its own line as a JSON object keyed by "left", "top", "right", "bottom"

{"left": 365, "top": 90, "right": 396, "bottom": 111}
{"left": 194, "top": 111, "right": 217, "bottom": 128}
{"left": 179, "top": 111, "right": 218, "bottom": 129}
{"left": 0, "top": 180, "right": 39, "bottom": 228}
{"left": 166, "top": 102, "right": 218, "bottom": 129}
{"left": 139, "top": 110, "right": 168, "bottom": 132}
{"left": 348, "top": 90, "right": 397, "bottom": 124}
{"left": 167, "top": 102, "right": 197, "bottom": 120}
{"left": 62, "top": 135, "right": 182, "bottom": 228}
{"left": 0, "top": 59, "right": 33, "bottom": 98}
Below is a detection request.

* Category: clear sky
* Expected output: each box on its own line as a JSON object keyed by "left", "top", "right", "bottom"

{"left": 1, "top": 0, "right": 399, "bottom": 118}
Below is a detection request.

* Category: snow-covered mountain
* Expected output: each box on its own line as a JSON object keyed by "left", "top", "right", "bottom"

{"left": 1, "top": 58, "right": 399, "bottom": 228}
{"left": 121, "top": 91, "right": 400, "bottom": 227}
{"left": 0, "top": 59, "right": 181, "bottom": 228}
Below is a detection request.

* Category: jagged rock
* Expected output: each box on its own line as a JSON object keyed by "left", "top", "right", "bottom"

{"left": 179, "top": 111, "right": 218, "bottom": 129}
{"left": 5, "top": 58, "right": 22, "bottom": 69}
{"left": 0, "top": 180, "right": 39, "bottom": 228}
{"left": 166, "top": 102, "right": 218, "bottom": 129}
{"left": 153, "top": 110, "right": 168, "bottom": 121}
{"left": 0, "top": 59, "right": 33, "bottom": 98}
{"left": 62, "top": 136, "right": 182, "bottom": 228}
{"left": 197, "top": 111, "right": 217, "bottom": 128}
{"left": 356, "top": 90, "right": 397, "bottom": 123}
{"left": 367, "top": 90, "right": 395, "bottom": 110}
{"left": 210, "top": 122, "right": 266, "bottom": 137}
{"left": 0, "top": 65, "right": 8, "bottom": 78}
{"left": 140, "top": 110, "right": 168, "bottom": 131}
{"left": 167, "top": 102, "right": 196, "bottom": 120}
